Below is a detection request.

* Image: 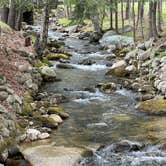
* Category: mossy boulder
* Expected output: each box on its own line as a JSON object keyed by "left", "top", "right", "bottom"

{"left": 101, "top": 82, "right": 117, "bottom": 93}
{"left": 136, "top": 99, "right": 166, "bottom": 115}
{"left": 47, "top": 106, "right": 69, "bottom": 119}
{"left": 47, "top": 53, "right": 71, "bottom": 60}
{"left": 36, "top": 116, "right": 58, "bottom": 129}
{"left": 32, "top": 59, "right": 51, "bottom": 68}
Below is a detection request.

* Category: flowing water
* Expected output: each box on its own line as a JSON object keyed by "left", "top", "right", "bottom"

{"left": 24, "top": 30, "right": 166, "bottom": 166}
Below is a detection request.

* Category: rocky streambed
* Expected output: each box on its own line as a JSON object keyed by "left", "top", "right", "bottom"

{"left": 21, "top": 27, "right": 166, "bottom": 166}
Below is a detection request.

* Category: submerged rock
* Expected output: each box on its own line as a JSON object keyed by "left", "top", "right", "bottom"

{"left": 136, "top": 99, "right": 166, "bottom": 115}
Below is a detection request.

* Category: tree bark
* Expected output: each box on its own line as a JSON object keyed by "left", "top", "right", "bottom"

{"left": 109, "top": 0, "right": 113, "bottom": 29}
{"left": 41, "top": 2, "right": 50, "bottom": 52}
{"left": 7, "top": 0, "right": 16, "bottom": 29}
{"left": 15, "top": 9, "right": 23, "bottom": 31}
{"left": 125, "top": 0, "right": 130, "bottom": 19}
{"left": 132, "top": 0, "right": 136, "bottom": 42}
{"left": 158, "top": 0, "right": 162, "bottom": 33}
{"left": 121, "top": 0, "right": 124, "bottom": 33}
{"left": 115, "top": 1, "right": 118, "bottom": 33}
{"left": 0, "top": 7, "right": 9, "bottom": 23}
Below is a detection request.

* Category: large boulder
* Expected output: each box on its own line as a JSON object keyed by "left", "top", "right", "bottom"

{"left": 99, "top": 31, "right": 134, "bottom": 49}
{"left": 106, "top": 60, "right": 127, "bottom": 77}
{"left": 40, "top": 66, "right": 56, "bottom": 81}
{"left": 136, "top": 99, "right": 166, "bottom": 115}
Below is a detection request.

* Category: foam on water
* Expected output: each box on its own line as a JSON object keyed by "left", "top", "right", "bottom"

{"left": 70, "top": 64, "right": 107, "bottom": 71}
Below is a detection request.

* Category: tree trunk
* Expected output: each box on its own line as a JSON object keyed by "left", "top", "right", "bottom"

{"left": 15, "top": 9, "right": 23, "bottom": 31}
{"left": 0, "top": 7, "right": 9, "bottom": 23}
{"left": 7, "top": 0, "right": 16, "bottom": 29}
{"left": 41, "top": 3, "right": 50, "bottom": 52}
{"left": 109, "top": 0, "right": 113, "bottom": 29}
{"left": 152, "top": 1, "right": 159, "bottom": 39}
{"left": 149, "top": 2, "right": 153, "bottom": 38}
{"left": 125, "top": 0, "right": 130, "bottom": 19}
{"left": 132, "top": 0, "right": 136, "bottom": 42}
{"left": 90, "top": 15, "right": 102, "bottom": 34}
{"left": 121, "top": 0, "right": 124, "bottom": 33}
{"left": 115, "top": 1, "right": 118, "bottom": 33}
{"left": 158, "top": 0, "right": 162, "bottom": 33}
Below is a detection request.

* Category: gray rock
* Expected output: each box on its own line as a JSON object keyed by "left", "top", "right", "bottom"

{"left": 41, "top": 66, "right": 57, "bottom": 81}
{"left": 106, "top": 60, "right": 127, "bottom": 77}
{"left": 125, "top": 65, "right": 137, "bottom": 74}
{"left": 0, "top": 91, "right": 8, "bottom": 101}
{"left": 100, "top": 33, "right": 134, "bottom": 49}
{"left": 26, "top": 129, "right": 41, "bottom": 141}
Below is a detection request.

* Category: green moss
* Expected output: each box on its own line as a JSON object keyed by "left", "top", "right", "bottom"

{"left": 0, "top": 21, "right": 12, "bottom": 32}
{"left": 137, "top": 99, "right": 166, "bottom": 115}
{"left": 48, "top": 106, "right": 69, "bottom": 119}
{"left": 58, "top": 18, "right": 70, "bottom": 26}
{"left": 42, "top": 57, "right": 52, "bottom": 67}
{"left": 35, "top": 116, "right": 58, "bottom": 129}
{"left": 32, "top": 59, "right": 49, "bottom": 68}
{"left": 154, "top": 51, "right": 166, "bottom": 57}
{"left": 47, "top": 53, "right": 71, "bottom": 60}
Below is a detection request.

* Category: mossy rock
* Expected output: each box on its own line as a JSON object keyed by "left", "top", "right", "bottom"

{"left": 42, "top": 58, "right": 52, "bottom": 67}
{"left": 47, "top": 106, "right": 69, "bottom": 119}
{"left": 36, "top": 116, "right": 58, "bottom": 129}
{"left": 47, "top": 53, "right": 71, "bottom": 60}
{"left": 0, "top": 21, "right": 12, "bottom": 32}
{"left": 101, "top": 82, "right": 117, "bottom": 91}
{"left": 36, "top": 100, "right": 50, "bottom": 109}
{"left": 32, "top": 59, "right": 50, "bottom": 68}
{"left": 136, "top": 99, "right": 166, "bottom": 115}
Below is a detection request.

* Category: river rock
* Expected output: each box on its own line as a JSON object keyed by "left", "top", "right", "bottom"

{"left": 0, "top": 76, "right": 6, "bottom": 85}
{"left": 26, "top": 129, "right": 41, "bottom": 141}
{"left": 56, "top": 63, "right": 75, "bottom": 69}
{"left": 136, "top": 99, "right": 166, "bottom": 115}
{"left": 18, "top": 64, "right": 31, "bottom": 73}
{"left": 41, "top": 66, "right": 56, "bottom": 81}
{"left": 79, "top": 59, "right": 96, "bottom": 65}
{"left": 38, "top": 133, "right": 50, "bottom": 140}
{"left": 99, "top": 32, "right": 134, "bottom": 49}
{"left": 49, "top": 114, "right": 63, "bottom": 124}
{"left": 0, "top": 91, "right": 8, "bottom": 101}
{"left": 125, "top": 65, "right": 137, "bottom": 74}
{"left": 108, "top": 140, "right": 143, "bottom": 153}
{"left": 101, "top": 82, "right": 117, "bottom": 93}
{"left": 106, "top": 60, "right": 127, "bottom": 77}
{"left": 137, "top": 48, "right": 152, "bottom": 61}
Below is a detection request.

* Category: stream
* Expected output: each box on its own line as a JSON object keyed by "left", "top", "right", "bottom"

{"left": 23, "top": 30, "right": 166, "bottom": 166}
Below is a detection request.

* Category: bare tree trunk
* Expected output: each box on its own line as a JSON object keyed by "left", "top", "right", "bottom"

{"left": 90, "top": 15, "right": 102, "bottom": 34}
{"left": 132, "top": 0, "right": 136, "bottom": 42}
{"left": 110, "top": 0, "right": 113, "bottom": 29}
{"left": 125, "top": 0, "right": 130, "bottom": 19}
{"left": 15, "top": 9, "right": 23, "bottom": 31}
{"left": 41, "top": 3, "right": 50, "bottom": 52}
{"left": 7, "top": 0, "right": 16, "bottom": 29}
{"left": 115, "top": 1, "right": 118, "bottom": 33}
{"left": 121, "top": 0, "right": 124, "bottom": 33}
{"left": 152, "top": 1, "right": 159, "bottom": 39}
{"left": 0, "top": 7, "right": 9, "bottom": 23}
{"left": 158, "top": 0, "right": 162, "bottom": 33}
{"left": 149, "top": 2, "right": 153, "bottom": 38}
